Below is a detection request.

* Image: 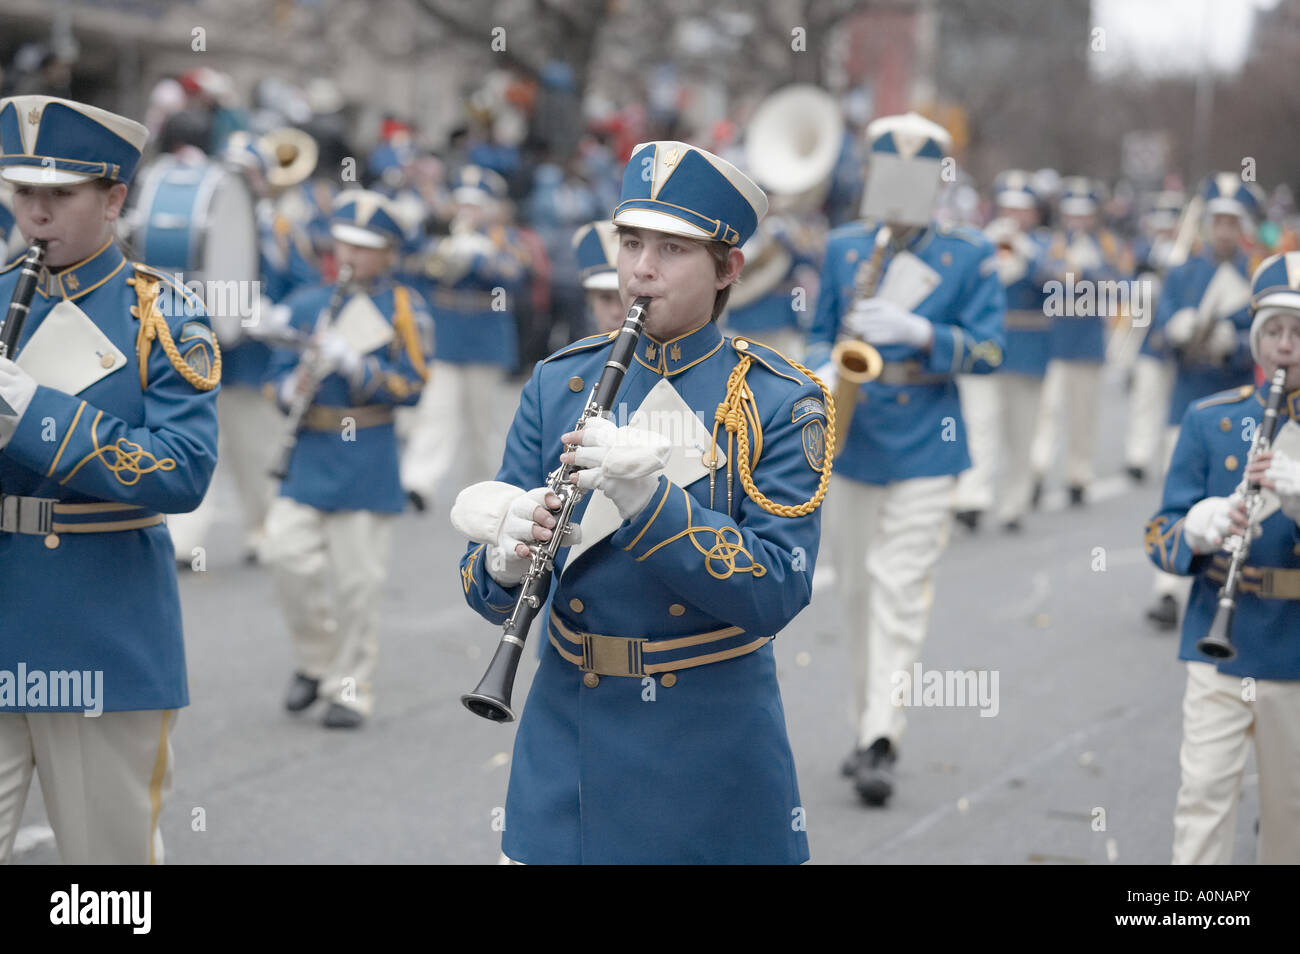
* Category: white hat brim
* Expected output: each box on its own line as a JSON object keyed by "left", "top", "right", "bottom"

{"left": 583, "top": 271, "right": 620, "bottom": 291}
{"left": 331, "top": 223, "right": 392, "bottom": 249}
{"left": 1, "top": 166, "right": 97, "bottom": 186}
{"left": 1060, "top": 198, "right": 1097, "bottom": 216}
{"left": 611, "top": 207, "right": 714, "bottom": 242}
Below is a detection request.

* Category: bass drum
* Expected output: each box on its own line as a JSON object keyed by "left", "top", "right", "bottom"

{"left": 128, "top": 155, "right": 259, "bottom": 345}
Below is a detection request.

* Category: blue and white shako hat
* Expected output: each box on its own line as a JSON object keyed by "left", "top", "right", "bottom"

{"left": 573, "top": 220, "right": 620, "bottom": 290}
{"left": 1059, "top": 176, "right": 1102, "bottom": 217}
{"left": 450, "top": 164, "right": 508, "bottom": 206}
{"left": 0, "top": 95, "right": 148, "bottom": 186}
{"left": 1202, "top": 172, "right": 1264, "bottom": 224}
{"left": 613, "top": 141, "right": 767, "bottom": 246}
{"left": 1249, "top": 251, "right": 1300, "bottom": 360}
{"left": 330, "top": 189, "right": 407, "bottom": 249}
{"left": 859, "top": 112, "right": 952, "bottom": 228}
{"left": 993, "top": 169, "right": 1037, "bottom": 210}
{"left": 1148, "top": 190, "right": 1185, "bottom": 230}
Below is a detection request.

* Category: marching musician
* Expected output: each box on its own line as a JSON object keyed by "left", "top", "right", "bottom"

{"left": 0, "top": 95, "right": 221, "bottom": 862}
{"left": 261, "top": 190, "right": 433, "bottom": 729}
{"left": 1144, "top": 250, "right": 1300, "bottom": 864}
{"left": 807, "top": 113, "right": 1006, "bottom": 806}
{"left": 721, "top": 213, "right": 822, "bottom": 361}
{"left": 452, "top": 141, "right": 831, "bottom": 863}
{"left": 953, "top": 170, "right": 1051, "bottom": 533}
{"left": 1143, "top": 175, "right": 1264, "bottom": 632}
{"left": 1029, "top": 177, "right": 1131, "bottom": 507}
{"left": 400, "top": 165, "right": 529, "bottom": 511}
{"left": 1123, "top": 189, "right": 1185, "bottom": 487}
{"left": 571, "top": 219, "right": 624, "bottom": 335}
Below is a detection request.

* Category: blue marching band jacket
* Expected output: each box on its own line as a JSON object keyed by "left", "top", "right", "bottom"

{"left": 1145, "top": 383, "right": 1300, "bottom": 680}
{"left": 1150, "top": 251, "right": 1257, "bottom": 427}
{"left": 806, "top": 220, "right": 1007, "bottom": 485}
{"left": 0, "top": 240, "right": 221, "bottom": 711}
{"left": 996, "top": 228, "right": 1053, "bottom": 377}
{"left": 459, "top": 321, "right": 831, "bottom": 863}
{"left": 264, "top": 279, "right": 434, "bottom": 514}
{"left": 1036, "top": 227, "right": 1130, "bottom": 364}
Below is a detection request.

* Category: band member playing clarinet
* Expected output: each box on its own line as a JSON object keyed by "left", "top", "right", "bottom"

{"left": 451, "top": 142, "right": 832, "bottom": 864}
{"left": 262, "top": 190, "right": 433, "bottom": 729}
{"left": 1145, "top": 250, "right": 1300, "bottom": 864}
{"left": 0, "top": 96, "right": 220, "bottom": 863}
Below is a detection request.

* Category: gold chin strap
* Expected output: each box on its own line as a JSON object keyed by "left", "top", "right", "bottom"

{"left": 127, "top": 270, "right": 222, "bottom": 391}
{"left": 709, "top": 354, "right": 837, "bottom": 518}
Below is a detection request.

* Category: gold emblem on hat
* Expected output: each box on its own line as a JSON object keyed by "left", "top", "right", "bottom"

{"left": 663, "top": 147, "right": 680, "bottom": 170}
{"left": 27, "top": 107, "right": 40, "bottom": 126}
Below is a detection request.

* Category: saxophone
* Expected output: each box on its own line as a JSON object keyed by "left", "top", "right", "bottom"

{"left": 830, "top": 227, "right": 887, "bottom": 456}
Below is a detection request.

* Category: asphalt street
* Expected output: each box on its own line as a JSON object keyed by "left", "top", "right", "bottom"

{"left": 13, "top": 362, "right": 1261, "bottom": 864}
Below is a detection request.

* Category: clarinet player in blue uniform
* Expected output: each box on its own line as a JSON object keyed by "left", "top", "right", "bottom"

{"left": 0, "top": 95, "right": 220, "bottom": 863}
{"left": 1145, "top": 251, "right": 1300, "bottom": 864}
{"left": 452, "top": 141, "right": 834, "bottom": 864}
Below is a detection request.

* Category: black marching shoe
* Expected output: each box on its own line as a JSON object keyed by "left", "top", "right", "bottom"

{"left": 1030, "top": 479, "right": 1044, "bottom": 511}
{"left": 407, "top": 490, "right": 427, "bottom": 513}
{"left": 284, "top": 673, "right": 320, "bottom": 713}
{"left": 322, "top": 703, "right": 365, "bottom": 729}
{"left": 1002, "top": 518, "right": 1023, "bottom": 534}
{"left": 1068, "top": 485, "right": 1086, "bottom": 508}
{"left": 853, "top": 737, "right": 898, "bottom": 807}
{"left": 1145, "top": 594, "right": 1179, "bottom": 632}
{"left": 954, "top": 510, "right": 981, "bottom": 533}
{"left": 1125, "top": 465, "right": 1146, "bottom": 484}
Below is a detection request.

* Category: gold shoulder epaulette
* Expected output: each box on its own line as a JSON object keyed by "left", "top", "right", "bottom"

{"left": 728, "top": 336, "right": 810, "bottom": 387}
{"left": 1194, "top": 384, "right": 1254, "bottom": 411}
{"left": 541, "top": 331, "right": 618, "bottom": 364}
{"left": 127, "top": 264, "right": 221, "bottom": 392}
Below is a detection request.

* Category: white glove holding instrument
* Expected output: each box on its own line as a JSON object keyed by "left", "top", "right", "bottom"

{"left": 1205, "top": 320, "right": 1238, "bottom": 361}
{"left": 450, "top": 481, "right": 580, "bottom": 587}
{"left": 0, "top": 356, "right": 38, "bottom": 451}
{"left": 1165, "top": 307, "right": 1197, "bottom": 347}
{"left": 1184, "top": 492, "right": 1257, "bottom": 554}
{"left": 317, "top": 329, "right": 364, "bottom": 381}
{"left": 1265, "top": 449, "right": 1300, "bottom": 522}
{"left": 564, "top": 416, "right": 671, "bottom": 521}
{"left": 843, "top": 299, "right": 933, "bottom": 349}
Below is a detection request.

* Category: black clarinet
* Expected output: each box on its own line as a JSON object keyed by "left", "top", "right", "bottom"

{"left": 268, "top": 264, "right": 354, "bottom": 480}
{"left": 0, "top": 241, "right": 48, "bottom": 360}
{"left": 1197, "top": 367, "right": 1289, "bottom": 660}
{"left": 462, "top": 296, "right": 651, "bottom": 722}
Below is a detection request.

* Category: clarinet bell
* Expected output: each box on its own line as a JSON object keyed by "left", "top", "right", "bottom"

{"left": 461, "top": 640, "right": 521, "bottom": 722}
{"left": 1196, "top": 598, "right": 1237, "bottom": 660}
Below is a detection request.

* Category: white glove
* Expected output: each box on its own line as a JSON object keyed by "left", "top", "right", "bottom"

{"left": 569, "top": 416, "right": 671, "bottom": 521}
{"left": 1205, "top": 320, "right": 1238, "bottom": 360}
{"left": 983, "top": 216, "right": 1018, "bottom": 248}
{"left": 0, "top": 356, "right": 38, "bottom": 451}
{"left": 1183, "top": 493, "right": 1258, "bottom": 554}
{"left": 317, "top": 330, "right": 364, "bottom": 381}
{"left": 486, "top": 487, "right": 557, "bottom": 587}
{"left": 246, "top": 299, "right": 294, "bottom": 344}
{"left": 1165, "top": 307, "right": 1197, "bottom": 347}
{"left": 1265, "top": 450, "right": 1300, "bottom": 522}
{"left": 995, "top": 251, "right": 1028, "bottom": 286}
{"left": 813, "top": 360, "right": 837, "bottom": 393}
{"left": 844, "top": 299, "right": 932, "bottom": 349}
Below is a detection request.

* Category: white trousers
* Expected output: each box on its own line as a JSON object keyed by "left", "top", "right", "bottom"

{"left": 169, "top": 384, "right": 286, "bottom": 558}
{"left": 262, "top": 498, "right": 396, "bottom": 717}
{"left": 0, "top": 709, "right": 177, "bottom": 864}
{"left": 1172, "top": 662, "right": 1300, "bottom": 864}
{"left": 1030, "top": 359, "right": 1101, "bottom": 488}
{"left": 827, "top": 474, "right": 956, "bottom": 746}
{"left": 953, "top": 374, "right": 1000, "bottom": 514}
{"left": 400, "top": 362, "right": 515, "bottom": 502}
{"left": 1124, "top": 355, "right": 1175, "bottom": 474}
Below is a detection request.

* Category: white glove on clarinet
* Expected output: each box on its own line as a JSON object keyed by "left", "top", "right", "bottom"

{"left": 450, "top": 481, "right": 581, "bottom": 588}
{"left": 1265, "top": 449, "right": 1300, "bottom": 522}
{"left": 1205, "top": 320, "right": 1238, "bottom": 360}
{"left": 0, "top": 356, "right": 38, "bottom": 451}
{"left": 1183, "top": 492, "right": 1258, "bottom": 554}
{"left": 567, "top": 416, "right": 671, "bottom": 521}
{"left": 317, "top": 330, "right": 364, "bottom": 382}
{"left": 843, "top": 299, "right": 933, "bottom": 349}
{"left": 1165, "top": 307, "right": 1197, "bottom": 347}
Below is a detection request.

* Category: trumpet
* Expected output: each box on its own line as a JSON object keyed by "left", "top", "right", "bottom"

{"left": 1197, "top": 367, "right": 1289, "bottom": 660}
{"left": 830, "top": 228, "right": 887, "bottom": 456}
